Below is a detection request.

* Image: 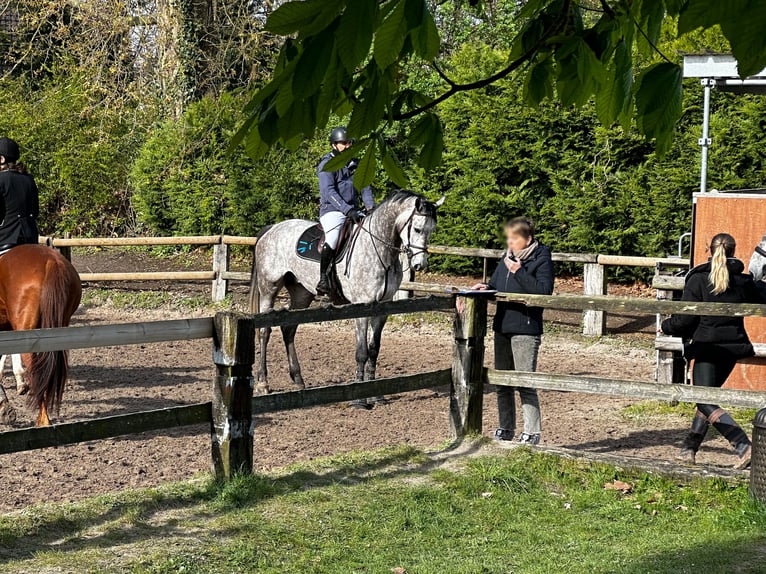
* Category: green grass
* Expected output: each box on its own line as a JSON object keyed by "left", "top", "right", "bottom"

{"left": 81, "top": 289, "right": 233, "bottom": 312}
{"left": 0, "top": 444, "right": 765, "bottom": 573}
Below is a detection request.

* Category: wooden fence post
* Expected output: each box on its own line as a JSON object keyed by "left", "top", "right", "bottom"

{"left": 212, "top": 241, "right": 230, "bottom": 302}
{"left": 211, "top": 312, "right": 256, "bottom": 480}
{"left": 582, "top": 262, "right": 607, "bottom": 336}
{"left": 450, "top": 295, "right": 487, "bottom": 438}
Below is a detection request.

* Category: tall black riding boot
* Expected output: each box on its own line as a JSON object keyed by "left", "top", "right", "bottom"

{"left": 316, "top": 244, "right": 335, "bottom": 295}
{"left": 677, "top": 410, "right": 709, "bottom": 464}
{"left": 708, "top": 408, "right": 752, "bottom": 469}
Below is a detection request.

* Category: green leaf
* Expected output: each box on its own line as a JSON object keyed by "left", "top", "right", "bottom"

{"left": 677, "top": 0, "right": 747, "bottom": 34}
{"left": 595, "top": 40, "right": 632, "bottom": 126}
{"left": 410, "top": 5, "right": 440, "bottom": 60}
{"left": 408, "top": 113, "right": 435, "bottom": 146}
{"left": 244, "top": 127, "right": 269, "bottom": 160}
{"left": 292, "top": 26, "right": 336, "bottom": 97}
{"left": 374, "top": 0, "right": 407, "bottom": 69}
{"left": 228, "top": 113, "right": 258, "bottom": 153}
{"left": 337, "top": 0, "right": 377, "bottom": 72}
{"left": 347, "top": 72, "right": 389, "bottom": 137}
{"left": 417, "top": 118, "right": 444, "bottom": 170}
{"left": 380, "top": 143, "right": 409, "bottom": 188}
{"left": 354, "top": 140, "right": 377, "bottom": 189}
{"left": 635, "top": 62, "right": 683, "bottom": 155}
{"left": 636, "top": 0, "right": 664, "bottom": 52}
{"left": 265, "top": 0, "right": 326, "bottom": 35}
{"left": 322, "top": 146, "right": 357, "bottom": 172}
{"left": 721, "top": 2, "right": 766, "bottom": 78}
{"left": 524, "top": 58, "right": 553, "bottom": 106}
{"left": 275, "top": 81, "right": 293, "bottom": 117}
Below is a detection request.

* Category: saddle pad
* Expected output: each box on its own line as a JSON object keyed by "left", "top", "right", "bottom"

{"left": 296, "top": 224, "right": 324, "bottom": 262}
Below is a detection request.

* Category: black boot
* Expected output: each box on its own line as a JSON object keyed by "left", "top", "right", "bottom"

{"left": 316, "top": 244, "right": 335, "bottom": 295}
{"left": 677, "top": 410, "right": 709, "bottom": 464}
{"left": 708, "top": 408, "right": 752, "bottom": 468}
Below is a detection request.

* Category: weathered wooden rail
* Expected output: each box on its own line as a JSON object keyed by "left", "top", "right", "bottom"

{"left": 38, "top": 234, "right": 689, "bottom": 336}
{"left": 0, "top": 291, "right": 764, "bottom": 482}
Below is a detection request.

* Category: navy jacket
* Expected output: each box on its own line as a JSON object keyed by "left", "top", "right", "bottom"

{"left": 662, "top": 259, "right": 764, "bottom": 359}
{"left": 0, "top": 169, "right": 39, "bottom": 247}
{"left": 488, "top": 243, "right": 554, "bottom": 335}
{"left": 318, "top": 152, "right": 374, "bottom": 216}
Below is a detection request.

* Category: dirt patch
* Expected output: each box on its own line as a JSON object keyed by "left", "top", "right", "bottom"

{"left": 0, "top": 296, "right": 744, "bottom": 511}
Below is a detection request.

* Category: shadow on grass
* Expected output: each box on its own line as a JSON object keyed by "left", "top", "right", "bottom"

{"left": 0, "top": 440, "right": 484, "bottom": 564}
{"left": 617, "top": 535, "right": 766, "bottom": 574}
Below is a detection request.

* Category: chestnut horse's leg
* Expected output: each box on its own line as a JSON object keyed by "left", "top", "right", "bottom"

{"left": 35, "top": 402, "right": 49, "bottom": 427}
{"left": 11, "top": 354, "right": 28, "bottom": 395}
{"left": 0, "top": 383, "right": 16, "bottom": 424}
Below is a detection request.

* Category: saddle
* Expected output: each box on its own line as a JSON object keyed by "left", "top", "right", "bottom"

{"left": 296, "top": 219, "right": 356, "bottom": 263}
{"left": 296, "top": 220, "right": 359, "bottom": 305}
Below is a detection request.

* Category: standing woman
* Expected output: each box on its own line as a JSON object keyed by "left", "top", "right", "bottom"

{"left": 0, "top": 137, "right": 39, "bottom": 249}
{"left": 472, "top": 217, "right": 554, "bottom": 444}
{"left": 662, "top": 233, "right": 763, "bottom": 469}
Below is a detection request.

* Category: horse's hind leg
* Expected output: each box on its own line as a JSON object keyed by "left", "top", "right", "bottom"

{"left": 11, "top": 354, "right": 28, "bottom": 395}
{"left": 256, "top": 283, "right": 281, "bottom": 395}
{"left": 281, "top": 282, "right": 313, "bottom": 389}
{"left": 0, "top": 383, "right": 16, "bottom": 425}
{"left": 367, "top": 314, "right": 389, "bottom": 406}
{"left": 349, "top": 317, "right": 372, "bottom": 410}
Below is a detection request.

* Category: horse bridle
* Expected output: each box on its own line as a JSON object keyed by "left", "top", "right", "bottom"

{"left": 358, "top": 207, "right": 431, "bottom": 262}
{"left": 755, "top": 245, "right": 766, "bottom": 259}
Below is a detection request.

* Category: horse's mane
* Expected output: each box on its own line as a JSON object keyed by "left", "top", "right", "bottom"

{"left": 378, "top": 190, "right": 437, "bottom": 219}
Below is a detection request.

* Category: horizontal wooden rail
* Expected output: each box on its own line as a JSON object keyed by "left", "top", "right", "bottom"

{"left": 50, "top": 235, "right": 222, "bottom": 247}
{"left": 597, "top": 254, "right": 689, "bottom": 267}
{"left": 655, "top": 336, "right": 766, "bottom": 358}
{"left": 221, "top": 235, "right": 258, "bottom": 246}
{"left": 80, "top": 271, "right": 215, "bottom": 282}
{"left": 253, "top": 369, "right": 451, "bottom": 413}
{"left": 249, "top": 296, "right": 454, "bottom": 329}
{"left": 0, "top": 402, "right": 211, "bottom": 455}
{"left": 495, "top": 292, "right": 766, "bottom": 317}
{"left": 0, "top": 318, "right": 214, "bottom": 355}
{"left": 221, "top": 271, "right": 252, "bottom": 281}
{"left": 487, "top": 370, "right": 766, "bottom": 409}
{"left": 652, "top": 276, "right": 686, "bottom": 291}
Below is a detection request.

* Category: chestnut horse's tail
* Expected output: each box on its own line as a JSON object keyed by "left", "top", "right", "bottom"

{"left": 28, "top": 257, "right": 79, "bottom": 416}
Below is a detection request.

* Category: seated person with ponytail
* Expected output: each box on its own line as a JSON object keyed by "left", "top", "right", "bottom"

{"left": 661, "top": 233, "right": 763, "bottom": 469}
{"left": 0, "top": 137, "right": 39, "bottom": 252}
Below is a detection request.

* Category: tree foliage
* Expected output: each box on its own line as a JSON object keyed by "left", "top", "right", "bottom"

{"left": 235, "top": 0, "right": 766, "bottom": 177}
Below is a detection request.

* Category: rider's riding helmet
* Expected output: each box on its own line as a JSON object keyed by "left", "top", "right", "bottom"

{"left": 329, "top": 126, "right": 349, "bottom": 144}
{"left": 0, "top": 138, "right": 20, "bottom": 163}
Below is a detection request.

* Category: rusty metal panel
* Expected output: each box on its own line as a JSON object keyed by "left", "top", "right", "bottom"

{"left": 693, "top": 194, "right": 766, "bottom": 390}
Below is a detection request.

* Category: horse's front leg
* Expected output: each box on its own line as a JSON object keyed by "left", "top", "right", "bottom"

{"left": 367, "top": 314, "right": 389, "bottom": 405}
{"left": 281, "top": 325, "right": 305, "bottom": 389}
{"left": 0, "top": 382, "right": 16, "bottom": 425}
{"left": 349, "top": 317, "right": 371, "bottom": 410}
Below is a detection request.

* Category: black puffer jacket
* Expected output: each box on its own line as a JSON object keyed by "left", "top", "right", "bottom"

{"left": 488, "top": 243, "right": 554, "bottom": 335}
{"left": 0, "top": 169, "right": 39, "bottom": 247}
{"left": 661, "top": 258, "right": 764, "bottom": 359}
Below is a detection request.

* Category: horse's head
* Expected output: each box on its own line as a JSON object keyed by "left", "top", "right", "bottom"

{"left": 749, "top": 232, "right": 766, "bottom": 282}
{"left": 397, "top": 194, "right": 443, "bottom": 272}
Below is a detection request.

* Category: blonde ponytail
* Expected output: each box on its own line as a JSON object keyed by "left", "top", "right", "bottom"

{"left": 708, "top": 233, "right": 736, "bottom": 295}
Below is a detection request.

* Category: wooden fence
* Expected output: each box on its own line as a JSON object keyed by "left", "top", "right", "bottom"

{"left": 40, "top": 234, "right": 689, "bottom": 337}
{"left": 0, "top": 292, "right": 765, "bottom": 480}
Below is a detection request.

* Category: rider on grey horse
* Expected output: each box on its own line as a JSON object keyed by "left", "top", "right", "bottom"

{"left": 317, "top": 126, "right": 375, "bottom": 295}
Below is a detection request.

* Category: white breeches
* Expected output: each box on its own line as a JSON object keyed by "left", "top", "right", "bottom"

{"left": 319, "top": 211, "right": 348, "bottom": 250}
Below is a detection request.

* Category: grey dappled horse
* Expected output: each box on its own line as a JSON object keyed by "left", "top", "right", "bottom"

{"left": 750, "top": 232, "right": 766, "bottom": 283}
{"left": 249, "top": 191, "right": 442, "bottom": 398}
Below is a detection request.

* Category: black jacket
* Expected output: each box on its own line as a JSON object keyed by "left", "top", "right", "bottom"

{"left": 661, "top": 258, "right": 763, "bottom": 359}
{"left": 0, "top": 170, "right": 39, "bottom": 247}
{"left": 488, "top": 243, "right": 554, "bottom": 335}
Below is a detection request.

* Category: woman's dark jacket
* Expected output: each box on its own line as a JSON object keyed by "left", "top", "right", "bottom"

{"left": 487, "top": 243, "right": 554, "bottom": 336}
{"left": 661, "top": 258, "right": 763, "bottom": 359}
{"left": 0, "top": 170, "right": 39, "bottom": 247}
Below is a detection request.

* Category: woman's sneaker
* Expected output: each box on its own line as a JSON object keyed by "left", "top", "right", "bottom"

{"left": 518, "top": 433, "right": 541, "bottom": 445}
{"left": 494, "top": 428, "right": 514, "bottom": 442}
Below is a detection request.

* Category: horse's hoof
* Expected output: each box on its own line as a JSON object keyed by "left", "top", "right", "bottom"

{"left": 370, "top": 396, "right": 390, "bottom": 405}
{"left": 16, "top": 383, "right": 29, "bottom": 396}
{"left": 0, "top": 401, "right": 17, "bottom": 424}
{"left": 255, "top": 384, "right": 271, "bottom": 395}
{"left": 348, "top": 399, "right": 372, "bottom": 410}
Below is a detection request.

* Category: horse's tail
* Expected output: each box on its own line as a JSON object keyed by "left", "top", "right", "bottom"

{"left": 28, "top": 257, "right": 79, "bottom": 416}
{"left": 249, "top": 225, "right": 273, "bottom": 314}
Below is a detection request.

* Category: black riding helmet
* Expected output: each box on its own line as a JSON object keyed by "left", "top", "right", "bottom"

{"left": 0, "top": 137, "right": 20, "bottom": 163}
{"left": 329, "top": 126, "right": 349, "bottom": 144}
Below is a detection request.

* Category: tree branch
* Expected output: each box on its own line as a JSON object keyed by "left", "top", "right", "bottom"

{"left": 431, "top": 62, "right": 456, "bottom": 87}
{"left": 393, "top": 0, "right": 571, "bottom": 121}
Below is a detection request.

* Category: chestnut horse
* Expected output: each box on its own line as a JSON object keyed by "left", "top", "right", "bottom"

{"left": 0, "top": 245, "right": 81, "bottom": 426}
